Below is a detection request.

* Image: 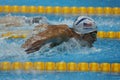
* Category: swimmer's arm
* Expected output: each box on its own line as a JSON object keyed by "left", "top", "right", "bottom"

{"left": 22, "top": 32, "right": 63, "bottom": 54}
{"left": 22, "top": 25, "right": 72, "bottom": 54}
{"left": 50, "top": 39, "right": 64, "bottom": 48}
{"left": 24, "top": 39, "right": 46, "bottom": 53}
{"left": 24, "top": 36, "right": 64, "bottom": 54}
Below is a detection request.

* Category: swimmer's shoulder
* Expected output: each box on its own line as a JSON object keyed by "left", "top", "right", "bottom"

{"left": 35, "top": 23, "right": 49, "bottom": 28}
{"left": 48, "top": 24, "right": 69, "bottom": 30}
{"left": 35, "top": 24, "right": 69, "bottom": 29}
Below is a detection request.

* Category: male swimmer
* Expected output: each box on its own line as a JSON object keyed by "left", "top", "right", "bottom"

{"left": 22, "top": 16, "right": 97, "bottom": 54}
{"left": 0, "top": 14, "right": 47, "bottom": 27}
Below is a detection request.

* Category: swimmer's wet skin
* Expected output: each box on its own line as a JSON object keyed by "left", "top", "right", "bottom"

{"left": 22, "top": 16, "right": 97, "bottom": 54}
{"left": 22, "top": 24, "right": 74, "bottom": 54}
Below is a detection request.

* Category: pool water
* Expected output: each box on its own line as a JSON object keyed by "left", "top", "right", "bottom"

{"left": 0, "top": 14, "right": 120, "bottom": 80}
{"left": 0, "top": 0, "right": 120, "bottom": 7}
{"left": 0, "top": 38, "right": 120, "bottom": 63}
{"left": 0, "top": 71, "right": 120, "bottom": 80}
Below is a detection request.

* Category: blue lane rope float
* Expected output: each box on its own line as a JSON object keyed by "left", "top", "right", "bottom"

{"left": 0, "top": 62, "right": 120, "bottom": 73}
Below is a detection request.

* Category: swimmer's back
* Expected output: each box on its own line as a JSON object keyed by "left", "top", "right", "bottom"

{"left": 47, "top": 24, "right": 73, "bottom": 37}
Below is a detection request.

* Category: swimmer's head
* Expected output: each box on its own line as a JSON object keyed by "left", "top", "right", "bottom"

{"left": 32, "top": 16, "right": 48, "bottom": 24}
{"left": 24, "top": 16, "right": 48, "bottom": 25}
{"left": 73, "top": 16, "right": 97, "bottom": 34}
{"left": 73, "top": 16, "right": 97, "bottom": 47}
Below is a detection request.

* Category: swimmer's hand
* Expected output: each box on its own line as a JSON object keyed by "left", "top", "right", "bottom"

{"left": 22, "top": 35, "right": 46, "bottom": 54}
{"left": 25, "top": 42, "right": 62, "bottom": 54}
{"left": 25, "top": 40, "right": 43, "bottom": 54}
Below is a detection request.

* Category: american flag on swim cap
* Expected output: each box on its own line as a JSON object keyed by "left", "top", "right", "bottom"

{"left": 83, "top": 22, "right": 93, "bottom": 27}
{"left": 73, "top": 16, "right": 97, "bottom": 34}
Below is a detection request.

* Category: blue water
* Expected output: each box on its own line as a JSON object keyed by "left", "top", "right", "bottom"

{"left": 0, "top": 0, "right": 120, "bottom": 7}
{"left": 0, "top": 0, "right": 120, "bottom": 79}
{"left": 0, "top": 71, "right": 120, "bottom": 80}
{"left": 0, "top": 13, "right": 120, "bottom": 31}
{"left": 0, "top": 14, "right": 120, "bottom": 80}
{"left": 0, "top": 38, "right": 120, "bottom": 63}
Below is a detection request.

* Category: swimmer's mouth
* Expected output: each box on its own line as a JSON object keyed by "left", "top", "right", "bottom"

{"left": 86, "top": 39, "right": 96, "bottom": 47}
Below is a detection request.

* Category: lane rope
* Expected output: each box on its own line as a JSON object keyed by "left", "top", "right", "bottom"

{"left": 1, "top": 31, "right": 120, "bottom": 39}
{"left": 0, "top": 62, "right": 120, "bottom": 73}
{"left": 0, "top": 5, "right": 120, "bottom": 15}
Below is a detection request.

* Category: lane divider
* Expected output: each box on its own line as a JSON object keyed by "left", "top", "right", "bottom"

{"left": 1, "top": 31, "right": 120, "bottom": 39}
{"left": 0, "top": 62, "right": 120, "bottom": 73}
{"left": 0, "top": 5, "right": 120, "bottom": 15}
{"left": 97, "top": 31, "right": 120, "bottom": 39}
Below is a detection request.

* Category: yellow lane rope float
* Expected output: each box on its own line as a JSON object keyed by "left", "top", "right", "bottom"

{"left": 0, "top": 62, "right": 120, "bottom": 73}
{"left": 1, "top": 31, "right": 120, "bottom": 39}
{"left": 0, "top": 5, "right": 120, "bottom": 15}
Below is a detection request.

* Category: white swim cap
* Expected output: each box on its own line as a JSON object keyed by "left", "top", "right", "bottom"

{"left": 73, "top": 16, "right": 97, "bottom": 34}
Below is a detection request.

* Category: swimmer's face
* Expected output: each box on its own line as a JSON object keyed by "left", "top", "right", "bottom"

{"left": 82, "top": 31, "right": 97, "bottom": 47}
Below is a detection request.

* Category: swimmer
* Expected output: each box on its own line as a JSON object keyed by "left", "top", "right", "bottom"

{"left": 0, "top": 14, "right": 48, "bottom": 27}
{"left": 25, "top": 16, "right": 48, "bottom": 25}
{"left": 0, "top": 14, "right": 26, "bottom": 27}
{"left": 31, "top": 16, "right": 48, "bottom": 24}
{"left": 22, "top": 16, "right": 97, "bottom": 54}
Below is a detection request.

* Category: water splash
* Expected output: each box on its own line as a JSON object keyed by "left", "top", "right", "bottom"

{"left": 0, "top": 15, "right": 119, "bottom": 61}
{"left": 0, "top": 38, "right": 28, "bottom": 61}
{"left": 48, "top": 18, "right": 74, "bottom": 28}
{"left": 28, "top": 38, "right": 102, "bottom": 57}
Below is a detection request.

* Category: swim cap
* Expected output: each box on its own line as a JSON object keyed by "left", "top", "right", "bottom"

{"left": 73, "top": 16, "right": 97, "bottom": 34}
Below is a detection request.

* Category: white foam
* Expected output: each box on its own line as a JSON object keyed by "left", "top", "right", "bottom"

{"left": 48, "top": 18, "right": 74, "bottom": 28}
{"left": 0, "top": 39, "right": 27, "bottom": 61}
